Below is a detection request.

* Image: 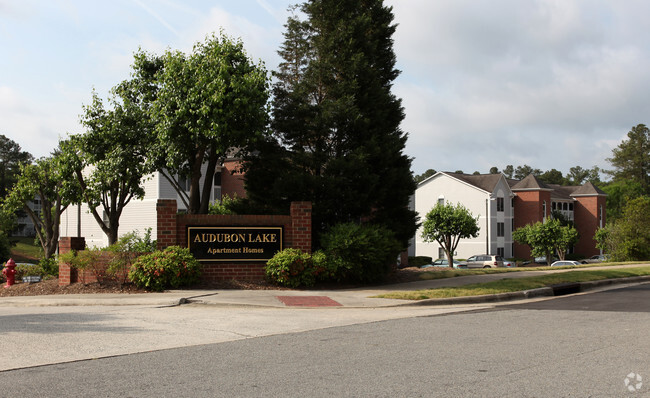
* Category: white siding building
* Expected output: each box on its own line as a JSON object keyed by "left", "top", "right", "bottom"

{"left": 411, "top": 172, "right": 515, "bottom": 260}
{"left": 59, "top": 162, "right": 239, "bottom": 248}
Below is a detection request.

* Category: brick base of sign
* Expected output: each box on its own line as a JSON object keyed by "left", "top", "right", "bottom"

{"left": 156, "top": 199, "right": 312, "bottom": 282}
{"left": 57, "top": 200, "right": 312, "bottom": 285}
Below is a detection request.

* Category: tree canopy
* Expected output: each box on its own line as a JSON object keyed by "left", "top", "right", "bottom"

{"left": 596, "top": 196, "right": 650, "bottom": 261}
{"left": 143, "top": 33, "right": 270, "bottom": 214}
{"left": 59, "top": 83, "right": 154, "bottom": 245}
{"left": 607, "top": 124, "right": 650, "bottom": 193}
{"left": 244, "top": 0, "right": 417, "bottom": 247}
{"left": 421, "top": 202, "right": 479, "bottom": 267}
{"left": 0, "top": 134, "right": 33, "bottom": 198}
{"left": 513, "top": 219, "right": 579, "bottom": 265}
{"left": 2, "top": 154, "right": 81, "bottom": 258}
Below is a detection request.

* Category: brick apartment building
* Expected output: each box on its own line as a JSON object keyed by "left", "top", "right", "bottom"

{"left": 411, "top": 172, "right": 606, "bottom": 261}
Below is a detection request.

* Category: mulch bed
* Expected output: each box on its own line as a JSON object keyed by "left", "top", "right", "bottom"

{"left": 0, "top": 266, "right": 438, "bottom": 297}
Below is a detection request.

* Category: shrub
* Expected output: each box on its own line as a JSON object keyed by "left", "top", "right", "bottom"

{"left": 59, "top": 247, "right": 105, "bottom": 284}
{"left": 39, "top": 257, "right": 59, "bottom": 277}
{"left": 265, "top": 248, "right": 316, "bottom": 288}
{"left": 321, "top": 222, "right": 402, "bottom": 284}
{"left": 408, "top": 256, "right": 433, "bottom": 267}
{"left": 208, "top": 194, "right": 243, "bottom": 215}
{"left": 15, "top": 263, "right": 42, "bottom": 280}
{"left": 128, "top": 246, "right": 201, "bottom": 292}
{"left": 311, "top": 250, "right": 336, "bottom": 281}
{"left": 106, "top": 230, "right": 156, "bottom": 286}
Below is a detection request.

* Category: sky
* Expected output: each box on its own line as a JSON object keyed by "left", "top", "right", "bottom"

{"left": 1, "top": 0, "right": 649, "bottom": 178}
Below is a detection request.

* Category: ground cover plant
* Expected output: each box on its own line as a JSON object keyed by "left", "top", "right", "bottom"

{"left": 376, "top": 266, "right": 650, "bottom": 300}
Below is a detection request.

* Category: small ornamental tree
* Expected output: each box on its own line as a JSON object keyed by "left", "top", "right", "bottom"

{"left": 421, "top": 203, "right": 479, "bottom": 268}
{"left": 513, "top": 219, "right": 579, "bottom": 265}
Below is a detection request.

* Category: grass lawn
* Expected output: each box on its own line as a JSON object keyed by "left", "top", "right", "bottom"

{"left": 9, "top": 237, "right": 42, "bottom": 263}
{"left": 378, "top": 266, "right": 650, "bottom": 300}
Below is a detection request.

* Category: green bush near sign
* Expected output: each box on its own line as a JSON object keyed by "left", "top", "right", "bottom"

{"left": 321, "top": 222, "right": 401, "bottom": 284}
{"left": 265, "top": 223, "right": 402, "bottom": 287}
{"left": 129, "top": 246, "right": 202, "bottom": 292}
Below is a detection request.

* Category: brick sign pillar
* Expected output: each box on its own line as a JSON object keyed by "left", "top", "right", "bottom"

{"left": 58, "top": 237, "right": 86, "bottom": 286}
{"left": 156, "top": 199, "right": 178, "bottom": 250}
{"left": 290, "top": 201, "right": 312, "bottom": 254}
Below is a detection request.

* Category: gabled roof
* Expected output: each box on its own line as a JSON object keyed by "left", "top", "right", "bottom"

{"left": 510, "top": 174, "right": 552, "bottom": 191}
{"left": 445, "top": 173, "right": 504, "bottom": 193}
{"left": 570, "top": 181, "right": 607, "bottom": 196}
{"left": 548, "top": 184, "right": 578, "bottom": 200}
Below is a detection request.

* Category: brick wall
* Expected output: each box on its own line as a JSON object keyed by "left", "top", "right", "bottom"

{"left": 156, "top": 199, "right": 312, "bottom": 281}
{"left": 573, "top": 195, "right": 606, "bottom": 256}
{"left": 513, "top": 190, "right": 551, "bottom": 259}
{"left": 221, "top": 160, "right": 247, "bottom": 199}
{"left": 58, "top": 237, "right": 85, "bottom": 286}
{"left": 58, "top": 238, "right": 132, "bottom": 286}
{"left": 58, "top": 200, "right": 313, "bottom": 284}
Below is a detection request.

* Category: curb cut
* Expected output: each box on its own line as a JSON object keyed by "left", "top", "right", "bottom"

{"left": 396, "top": 276, "right": 650, "bottom": 307}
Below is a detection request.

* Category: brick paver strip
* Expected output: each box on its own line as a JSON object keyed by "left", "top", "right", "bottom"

{"left": 276, "top": 296, "right": 342, "bottom": 307}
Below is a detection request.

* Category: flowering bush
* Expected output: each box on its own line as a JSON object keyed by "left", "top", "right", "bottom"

{"left": 128, "top": 246, "right": 202, "bottom": 292}
{"left": 265, "top": 248, "right": 321, "bottom": 288}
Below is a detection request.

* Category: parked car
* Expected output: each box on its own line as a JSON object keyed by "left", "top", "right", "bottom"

{"left": 503, "top": 260, "right": 515, "bottom": 267}
{"left": 465, "top": 254, "right": 505, "bottom": 268}
{"left": 421, "top": 258, "right": 465, "bottom": 269}
{"left": 551, "top": 260, "right": 581, "bottom": 267}
{"left": 534, "top": 256, "right": 559, "bottom": 264}
{"left": 580, "top": 254, "right": 607, "bottom": 264}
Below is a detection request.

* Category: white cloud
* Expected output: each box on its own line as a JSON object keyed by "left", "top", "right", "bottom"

{"left": 389, "top": 0, "right": 650, "bottom": 176}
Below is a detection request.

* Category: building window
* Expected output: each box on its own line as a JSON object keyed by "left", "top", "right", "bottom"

{"left": 497, "top": 222, "right": 505, "bottom": 237}
{"left": 497, "top": 247, "right": 504, "bottom": 257}
{"left": 569, "top": 203, "right": 574, "bottom": 211}
{"left": 497, "top": 197, "right": 504, "bottom": 212}
{"left": 438, "top": 247, "right": 445, "bottom": 259}
{"left": 438, "top": 196, "right": 444, "bottom": 206}
{"left": 214, "top": 171, "right": 222, "bottom": 186}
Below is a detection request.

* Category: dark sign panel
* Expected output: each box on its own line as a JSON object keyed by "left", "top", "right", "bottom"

{"left": 187, "top": 226, "right": 283, "bottom": 262}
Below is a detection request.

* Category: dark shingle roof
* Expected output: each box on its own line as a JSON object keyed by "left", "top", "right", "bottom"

{"left": 446, "top": 173, "right": 503, "bottom": 193}
{"left": 571, "top": 181, "right": 607, "bottom": 196}
{"left": 510, "top": 174, "right": 551, "bottom": 191}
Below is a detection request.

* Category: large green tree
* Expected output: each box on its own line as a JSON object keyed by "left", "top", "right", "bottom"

{"left": 3, "top": 154, "right": 81, "bottom": 258}
{"left": 60, "top": 84, "right": 153, "bottom": 245}
{"left": 566, "top": 165, "right": 601, "bottom": 186}
{"left": 245, "top": 0, "right": 417, "bottom": 247}
{"left": 0, "top": 135, "right": 33, "bottom": 198}
{"left": 421, "top": 203, "right": 479, "bottom": 268}
{"left": 607, "top": 124, "right": 650, "bottom": 193}
{"left": 143, "top": 33, "right": 269, "bottom": 214}
{"left": 595, "top": 196, "right": 650, "bottom": 261}
{"left": 514, "top": 165, "right": 542, "bottom": 180}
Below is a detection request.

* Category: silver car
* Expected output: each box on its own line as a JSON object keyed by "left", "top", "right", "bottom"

{"left": 465, "top": 254, "right": 505, "bottom": 268}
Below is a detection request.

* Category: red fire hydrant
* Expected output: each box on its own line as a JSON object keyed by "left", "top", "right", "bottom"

{"left": 3, "top": 258, "right": 17, "bottom": 288}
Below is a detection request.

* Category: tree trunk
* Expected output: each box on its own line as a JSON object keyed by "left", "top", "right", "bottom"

{"left": 199, "top": 148, "right": 219, "bottom": 214}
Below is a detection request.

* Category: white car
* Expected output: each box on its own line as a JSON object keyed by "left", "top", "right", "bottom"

{"left": 550, "top": 260, "right": 581, "bottom": 267}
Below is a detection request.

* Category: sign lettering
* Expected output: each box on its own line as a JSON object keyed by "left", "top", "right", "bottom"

{"left": 187, "top": 227, "right": 283, "bottom": 262}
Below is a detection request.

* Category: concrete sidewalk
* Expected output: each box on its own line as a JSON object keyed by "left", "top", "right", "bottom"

{"left": 1, "top": 264, "right": 649, "bottom": 308}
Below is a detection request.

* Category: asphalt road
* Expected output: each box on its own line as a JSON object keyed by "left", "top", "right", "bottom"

{"left": 0, "top": 283, "right": 649, "bottom": 397}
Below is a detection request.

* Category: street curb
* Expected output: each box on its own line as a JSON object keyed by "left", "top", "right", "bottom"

{"left": 395, "top": 275, "right": 650, "bottom": 307}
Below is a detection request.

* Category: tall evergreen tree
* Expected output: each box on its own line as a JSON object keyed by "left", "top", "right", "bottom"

{"left": 607, "top": 124, "right": 650, "bottom": 193}
{"left": 245, "top": 0, "right": 417, "bottom": 247}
